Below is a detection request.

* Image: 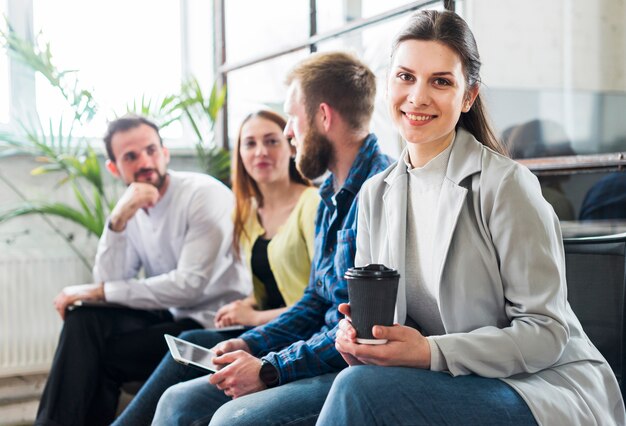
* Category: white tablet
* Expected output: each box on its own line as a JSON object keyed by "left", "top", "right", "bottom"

{"left": 205, "top": 325, "right": 253, "bottom": 332}
{"left": 68, "top": 300, "right": 126, "bottom": 310}
{"left": 164, "top": 334, "right": 218, "bottom": 373}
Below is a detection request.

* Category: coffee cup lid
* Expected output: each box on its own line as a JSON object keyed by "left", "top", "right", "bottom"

{"left": 344, "top": 264, "right": 399, "bottom": 279}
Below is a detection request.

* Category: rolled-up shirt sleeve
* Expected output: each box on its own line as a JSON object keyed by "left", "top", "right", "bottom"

{"left": 93, "top": 223, "right": 141, "bottom": 284}
{"left": 241, "top": 286, "right": 347, "bottom": 383}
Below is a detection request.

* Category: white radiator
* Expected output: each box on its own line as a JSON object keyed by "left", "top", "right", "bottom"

{"left": 0, "top": 248, "right": 92, "bottom": 377}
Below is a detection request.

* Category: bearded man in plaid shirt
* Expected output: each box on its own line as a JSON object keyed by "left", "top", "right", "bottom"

{"left": 151, "top": 51, "right": 392, "bottom": 426}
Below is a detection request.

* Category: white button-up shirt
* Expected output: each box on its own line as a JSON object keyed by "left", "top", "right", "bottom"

{"left": 94, "top": 170, "right": 251, "bottom": 327}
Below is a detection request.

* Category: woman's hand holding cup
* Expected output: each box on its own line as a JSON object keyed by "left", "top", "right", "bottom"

{"left": 336, "top": 303, "right": 364, "bottom": 366}
{"left": 337, "top": 264, "right": 432, "bottom": 369}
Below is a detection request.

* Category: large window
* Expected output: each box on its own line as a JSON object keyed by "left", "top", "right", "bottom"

{"left": 0, "top": 0, "right": 9, "bottom": 125}
{"left": 465, "top": 0, "right": 626, "bottom": 163}
{"left": 315, "top": 4, "right": 446, "bottom": 158}
{"left": 219, "top": 0, "right": 445, "bottom": 156}
{"left": 227, "top": 50, "right": 310, "bottom": 142}
{"left": 32, "top": 0, "right": 183, "bottom": 139}
{"left": 222, "top": 0, "right": 312, "bottom": 141}
{"left": 316, "top": 0, "right": 428, "bottom": 33}
{"left": 6, "top": 0, "right": 626, "bottom": 224}
{"left": 462, "top": 0, "right": 626, "bottom": 224}
{"left": 224, "top": 0, "right": 310, "bottom": 65}
{"left": 2, "top": 0, "right": 214, "bottom": 146}
{"left": 215, "top": 0, "right": 626, "bottom": 227}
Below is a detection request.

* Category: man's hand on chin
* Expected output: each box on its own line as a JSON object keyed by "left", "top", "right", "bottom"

{"left": 109, "top": 183, "right": 160, "bottom": 232}
{"left": 53, "top": 282, "right": 105, "bottom": 320}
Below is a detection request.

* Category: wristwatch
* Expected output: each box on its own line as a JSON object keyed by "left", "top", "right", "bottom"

{"left": 259, "top": 359, "right": 279, "bottom": 388}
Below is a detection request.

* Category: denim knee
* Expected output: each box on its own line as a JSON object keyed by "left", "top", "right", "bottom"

{"left": 331, "top": 365, "right": 378, "bottom": 393}
{"left": 211, "top": 400, "right": 256, "bottom": 426}
{"left": 153, "top": 383, "right": 189, "bottom": 422}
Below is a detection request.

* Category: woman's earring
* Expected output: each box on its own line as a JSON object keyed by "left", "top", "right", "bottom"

{"left": 464, "top": 101, "right": 471, "bottom": 112}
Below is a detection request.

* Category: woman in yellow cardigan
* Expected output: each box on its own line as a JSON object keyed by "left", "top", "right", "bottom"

{"left": 113, "top": 109, "right": 318, "bottom": 425}
{"left": 214, "top": 109, "right": 319, "bottom": 327}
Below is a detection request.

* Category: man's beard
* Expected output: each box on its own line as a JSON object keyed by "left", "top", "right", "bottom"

{"left": 296, "top": 126, "right": 333, "bottom": 180}
{"left": 134, "top": 168, "right": 167, "bottom": 190}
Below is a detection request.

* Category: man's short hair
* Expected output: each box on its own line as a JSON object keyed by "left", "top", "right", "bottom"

{"left": 103, "top": 115, "right": 162, "bottom": 162}
{"left": 286, "top": 51, "right": 376, "bottom": 130}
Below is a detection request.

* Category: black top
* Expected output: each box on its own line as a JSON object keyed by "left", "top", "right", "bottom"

{"left": 251, "top": 237, "right": 286, "bottom": 310}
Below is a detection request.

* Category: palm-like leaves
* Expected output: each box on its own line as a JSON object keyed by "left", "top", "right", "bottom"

{"left": 178, "top": 78, "right": 230, "bottom": 184}
{"left": 125, "top": 77, "right": 231, "bottom": 184}
{"left": 124, "top": 94, "right": 181, "bottom": 130}
{"left": 0, "top": 23, "right": 111, "bottom": 263}
{"left": 179, "top": 77, "right": 227, "bottom": 133}
{"left": 0, "top": 130, "right": 112, "bottom": 238}
{"left": 1, "top": 23, "right": 97, "bottom": 124}
{"left": 0, "top": 19, "right": 230, "bottom": 270}
{"left": 0, "top": 196, "right": 104, "bottom": 238}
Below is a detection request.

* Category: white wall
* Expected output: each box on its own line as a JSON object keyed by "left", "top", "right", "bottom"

{"left": 464, "top": 0, "right": 626, "bottom": 91}
{"left": 459, "top": 0, "right": 626, "bottom": 152}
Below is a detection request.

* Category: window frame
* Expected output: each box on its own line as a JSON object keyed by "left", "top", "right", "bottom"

{"left": 213, "top": 0, "right": 626, "bottom": 176}
{"left": 212, "top": 0, "right": 448, "bottom": 151}
{"left": 2, "top": 0, "right": 36, "bottom": 134}
{"left": 2, "top": 0, "right": 213, "bottom": 152}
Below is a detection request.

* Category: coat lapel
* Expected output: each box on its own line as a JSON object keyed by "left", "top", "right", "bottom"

{"left": 432, "top": 129, "right": 484, "bottom": 313}
{"left": 431, "top": 180, "right": 467, "bottom": 299}
{"left": 383, "top": 159, "right": 408, "bottom": 324}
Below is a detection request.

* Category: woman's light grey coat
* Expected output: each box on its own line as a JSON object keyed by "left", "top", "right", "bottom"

{"left": 356, "top": 129, "right": 625, "bottom": 425}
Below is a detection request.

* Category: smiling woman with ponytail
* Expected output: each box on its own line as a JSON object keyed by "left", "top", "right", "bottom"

{"left": 324, "top": 9, "right": 625, "bottom": 426}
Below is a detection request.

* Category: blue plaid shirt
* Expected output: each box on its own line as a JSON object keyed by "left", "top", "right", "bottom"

{"left": 240, "top": 134, "right": 393, "bottom": 384}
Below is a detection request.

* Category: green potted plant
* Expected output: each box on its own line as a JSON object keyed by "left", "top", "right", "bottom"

{"left": 0, "top": 23, "right": 230, "bottom": 269}
{"left": 126, "top": 76, "right": 230, "bottom": 185}
{"left": 0, "top": 24, "right": 110, "bottom": 268}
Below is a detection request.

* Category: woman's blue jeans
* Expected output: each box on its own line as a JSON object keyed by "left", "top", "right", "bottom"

{"left": 317, "top": 366, "right": 537, "bottom": 426}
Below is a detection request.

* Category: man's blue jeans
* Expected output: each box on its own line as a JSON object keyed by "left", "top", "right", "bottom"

{"left": 153, "top": 372, "right": 338, "bottom": 426}
{"left": 113, "top": 328, "right": 241, "bottom": 426}
{"left": 317, "top": 366, "right": 537, "bottom": 425}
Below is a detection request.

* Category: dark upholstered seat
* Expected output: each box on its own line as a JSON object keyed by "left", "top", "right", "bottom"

{"left": 563, "top": 233, "right": 626, "bottom": 397}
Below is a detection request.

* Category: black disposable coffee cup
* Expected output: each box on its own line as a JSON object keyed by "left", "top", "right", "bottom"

{"left": 344, "top": 264, "right": 400, "bottom": 344}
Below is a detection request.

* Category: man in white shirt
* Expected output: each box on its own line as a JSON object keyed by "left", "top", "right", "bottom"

{"left": 35, "top": 115, "right": 251, "bottom": 426}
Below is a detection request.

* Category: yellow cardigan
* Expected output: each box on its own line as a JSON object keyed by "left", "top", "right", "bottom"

{"left": 240, "top": 187, "right": 319, "bottom": 309}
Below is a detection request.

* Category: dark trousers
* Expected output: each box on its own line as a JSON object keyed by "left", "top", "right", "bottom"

{"left": 35, "top": 306, "right": 202, "bottom": 426}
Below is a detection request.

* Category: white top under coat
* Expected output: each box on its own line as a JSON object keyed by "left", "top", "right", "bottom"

{"left": 403, "top": 142, "right": 452, "bottom": 338}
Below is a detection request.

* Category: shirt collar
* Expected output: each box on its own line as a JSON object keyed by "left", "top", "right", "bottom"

{"left": 319, "top": 133, "right": 380, "bottom": 203}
